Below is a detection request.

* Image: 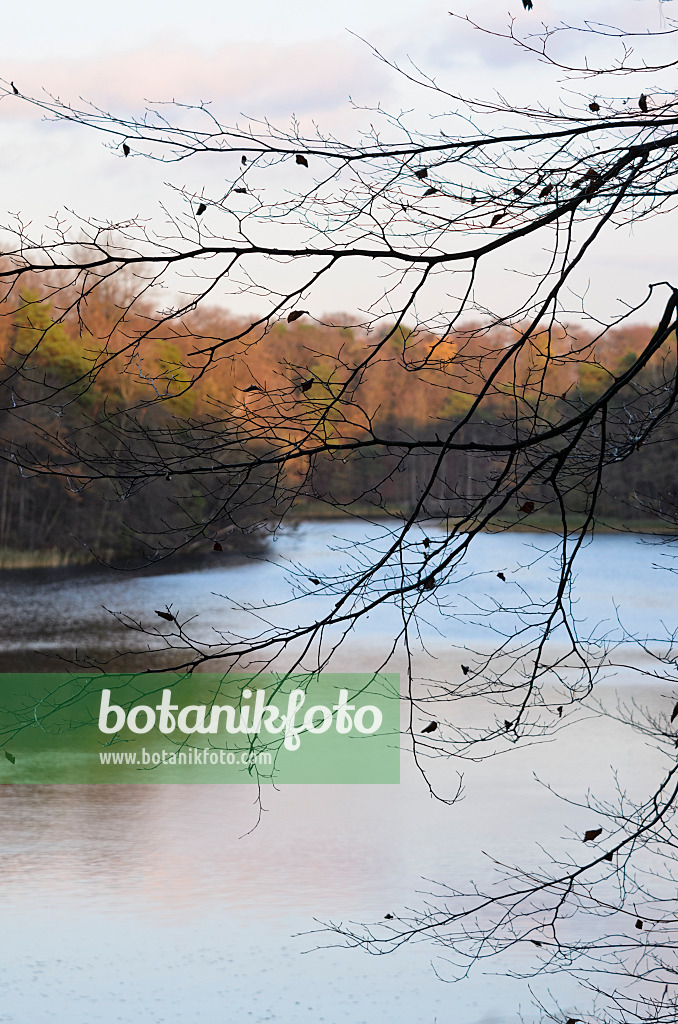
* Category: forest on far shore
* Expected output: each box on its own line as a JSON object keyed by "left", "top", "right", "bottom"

{"left": 0, "top": 275, "right": 676, "bottom": 568}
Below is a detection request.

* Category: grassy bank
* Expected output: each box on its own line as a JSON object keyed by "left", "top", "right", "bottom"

{"left": 2, "top": 511, "right": 675, "bottom": 570}
{"left": 0, "top": 530, "right": 267, "bottom": 571}
{"left": 286, "top": 501, "right": 678, "bottom": 535}
{"left": 0, "top": 547, "right": 100, "bottom": 570}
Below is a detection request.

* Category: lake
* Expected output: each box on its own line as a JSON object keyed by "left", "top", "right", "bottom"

{"left": 0, "top": 522, "right": 675, "bottom": 1023}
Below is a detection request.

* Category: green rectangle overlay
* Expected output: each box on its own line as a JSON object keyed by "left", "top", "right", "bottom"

{"left": 0, "top": 673, "right": 400, "bottom": 784}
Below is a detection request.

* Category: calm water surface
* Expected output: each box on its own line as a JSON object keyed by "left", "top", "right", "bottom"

{"left": 0, "top": 523, "right": 674, "bottom": 1023}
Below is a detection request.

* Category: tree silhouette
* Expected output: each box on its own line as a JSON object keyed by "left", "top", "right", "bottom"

{"left": 2, "top": 7, "right": 678, "bottom": 1022}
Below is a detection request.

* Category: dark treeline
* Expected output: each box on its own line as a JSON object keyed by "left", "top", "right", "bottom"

{"left": 0, "top": 280, "right": 676, "bottom": 565}
{"left": 0, "top": 280, "right": 273, "bottom": 566}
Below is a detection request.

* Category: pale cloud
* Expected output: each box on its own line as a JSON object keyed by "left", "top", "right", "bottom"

{"left": 1, "top": 36, "right": 394, "bottom": 126}
{"left": 410, "top": 1, "right": 677, "bottom": 77}
{"left": 3, "top": 1, "right": 670, "bottom": 132}
{"left": 0, "top": 0, "right": 675, "bottom": 324}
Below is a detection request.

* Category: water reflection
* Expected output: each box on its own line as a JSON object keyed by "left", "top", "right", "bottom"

{"left": 0, "top": 524, "right": 674, "bottom": 1022}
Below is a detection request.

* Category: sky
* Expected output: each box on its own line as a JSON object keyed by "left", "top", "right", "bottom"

{"left": 0, "top": 0, "right": 676, "bottom": 324}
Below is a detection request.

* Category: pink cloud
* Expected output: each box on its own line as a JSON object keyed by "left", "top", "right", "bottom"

{"left": 1, "top": 36, "right": 394, "bottom": 126}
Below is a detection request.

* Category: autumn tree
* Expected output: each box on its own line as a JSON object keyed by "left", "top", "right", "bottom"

{"left": 2, "top": 5, "right": 678, "bottom": 1021}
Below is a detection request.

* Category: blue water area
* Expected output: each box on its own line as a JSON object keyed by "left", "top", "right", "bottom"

{"left": 0, "top": 523, "right": 674, "bottom": 1022}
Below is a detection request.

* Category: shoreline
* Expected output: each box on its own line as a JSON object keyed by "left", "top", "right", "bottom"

{"left": 0, "top": 540, "right": 266, "bottom": 574}
{"left": 285, "top": 503, "right": 678, "bottom": 536}
{"left": 2, "top": 513, "right": 677, "bottom": 572}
